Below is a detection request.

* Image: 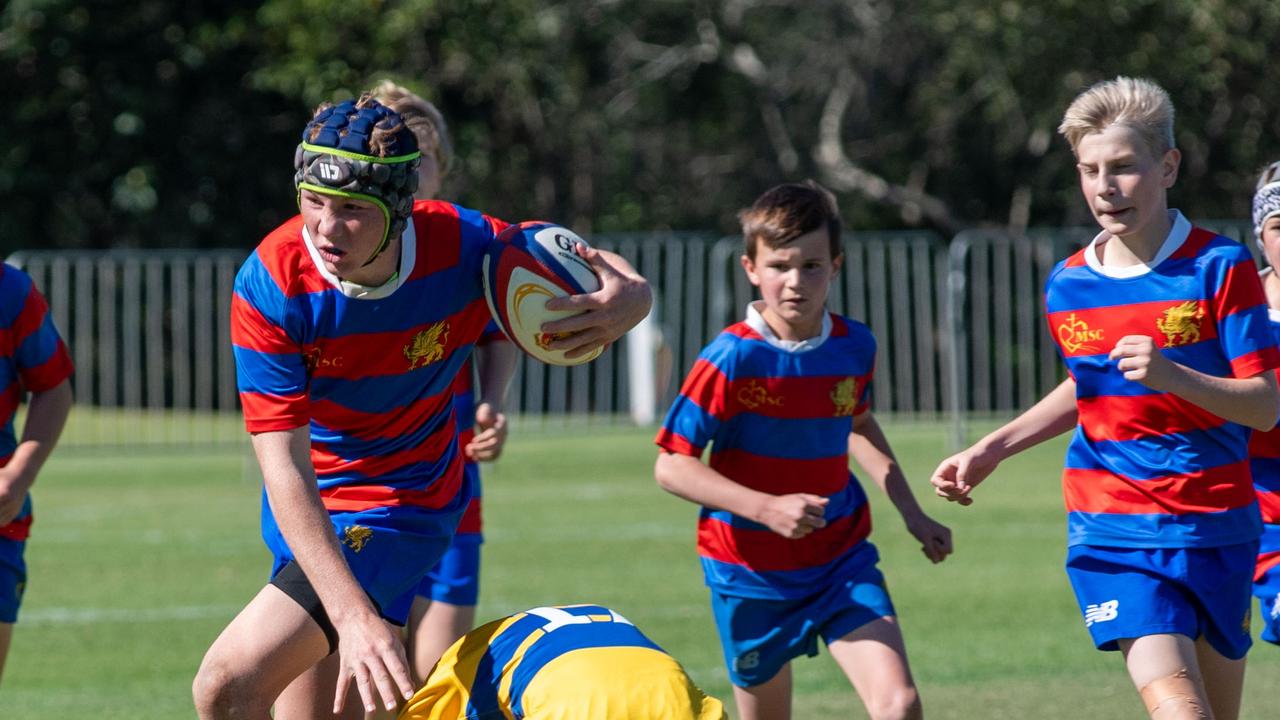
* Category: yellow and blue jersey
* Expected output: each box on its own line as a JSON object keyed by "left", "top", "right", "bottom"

{"left": 399, "top": 604, "right": 725, "bottom": 720}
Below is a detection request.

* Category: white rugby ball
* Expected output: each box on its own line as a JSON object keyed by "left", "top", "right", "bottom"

{"left": 483, "top": 222, "right": 604, "bottom": 366}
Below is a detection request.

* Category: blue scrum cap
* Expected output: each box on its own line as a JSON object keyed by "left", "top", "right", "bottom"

{"left": 294, "top": 98, "right": 421, "bottom": 265}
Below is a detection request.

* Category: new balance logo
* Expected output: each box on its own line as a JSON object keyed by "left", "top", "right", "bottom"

{"left": 1084, "top": 600, "right": 1119, "bottom": 627}
{"left": 735, "top": 651, "right": 760, "bottom": 672}
{"left": 1270, "top": 592, "right": 1280, "bottom": 621}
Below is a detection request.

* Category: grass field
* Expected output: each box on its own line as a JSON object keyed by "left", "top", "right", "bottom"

{"left": 4, "top": 420, "right": 1279, "bottom": 718}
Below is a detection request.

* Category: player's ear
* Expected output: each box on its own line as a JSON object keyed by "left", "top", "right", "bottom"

{"left": 1160, "top": 148, "right": 1181, "bottom": 188}
{"left": 740, "top": 254, "right": 762, "bottom": 287}
{"left": 832, "top": 252, "right": 844, "bottom": 272}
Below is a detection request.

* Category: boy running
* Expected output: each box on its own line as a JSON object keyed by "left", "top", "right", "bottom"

{"left": 655, "top": 181, "right": 952, "bottom": 720}
{"left": 1247, "top": 160, "right": 1280, "bottom": 647}
{"left": 0, "top": 263, "right": 72, "bottom": 684}
{"left": 933, "top": 77, "right": 1280, "bottom": 720}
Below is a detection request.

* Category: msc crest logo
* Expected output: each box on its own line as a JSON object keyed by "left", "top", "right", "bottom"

{"left": 737, "top": 380, "right": 783, "bottom": 410}
{"left": 831, "top": 377, "right": 860, "bottom": 416}
{"left": 1084, "top": 599, "right": 1119, "bottom": 627}
{"left": 1056, "top": 312, "right": 1104, "bottom": 354}
{"left": 303, "top": 347, "right": 344, "bottom": 373}
{"left": 1156, "top": 301, "right": 1204, "bottom": 347}
{"left": 342, "top": 525, "right": 373, "bottom": 553}
{"left": 404, "top": 321, "right": 450, "bottom": 370}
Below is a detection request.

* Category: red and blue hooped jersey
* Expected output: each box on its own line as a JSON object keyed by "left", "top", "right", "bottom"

{"left": 1046, "top": 213, "right": 1280, "bottom": 549}
{"left": 656, "top": 310, "right": 877, "bottom": 599}
{"left": 0, "top": 264, "right": 73, "bottom": 542}
{"left": 1248, "top": 305, "right": 1280, "bottom": 582}
{"left": 232, "top": 200, "right": 506, "bottom": 522}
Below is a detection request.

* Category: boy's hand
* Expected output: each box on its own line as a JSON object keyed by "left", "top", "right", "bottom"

{"left": 930, "top": 445, "right": 1001, "bottom": 506}
{"left": 904, "top": 512, "right": 953, "bottom": 563}
{"left": 542, "top": 246, "right": 653, "bottom": 359}
{"left": 464, "top": 403, "right": 508, "bottom": 462}
{"left": 1109, "top": 335, "right": 1174, "bottom": 391}
{"left": 332, "top": 611, "right": 416, "bottom": 714}
{"left": 758, "top": 493, "right": 829, "bottom": 539}
{"left": 0, "top": 467, "right": 32, "bottom": 526}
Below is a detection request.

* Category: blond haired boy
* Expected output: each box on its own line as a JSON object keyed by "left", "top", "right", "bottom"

{"left": 933, "top": 77, "right": 1280, "bottom": 719}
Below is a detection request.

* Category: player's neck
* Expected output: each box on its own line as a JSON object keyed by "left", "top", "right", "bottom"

{"left": 1102, "top": 212, "right": 1172, "bottom": 266}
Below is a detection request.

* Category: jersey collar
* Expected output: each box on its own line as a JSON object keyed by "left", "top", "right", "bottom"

{"left": 1083, "top": 209, "right": 1190, "bottom": 279}
{"left": 744, "top": 301, "right": 833, "bottom": 353}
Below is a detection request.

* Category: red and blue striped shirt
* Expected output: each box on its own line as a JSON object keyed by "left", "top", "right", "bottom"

{"left": 0, "top": 264, "right": 73, "bottom": 541}
{"left": 232, "top": 200, "right": 506, "bottom": 520}
{"left": 656, "top": 306, "right": 877, "bottom": 599}
{"left": 1248, "top": 305, "right": 1280, "bottom": 581}
{"left": 1046, "top": 212, "right": 1280, "bottom": 548}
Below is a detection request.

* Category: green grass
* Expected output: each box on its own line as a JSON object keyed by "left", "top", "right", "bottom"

{"left": 4, "top": 420, "right": 1279, "bottom": 718}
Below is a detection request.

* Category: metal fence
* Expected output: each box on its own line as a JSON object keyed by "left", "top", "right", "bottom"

{"left": 10, "top": 219, "right": 1260, "bottom": 448}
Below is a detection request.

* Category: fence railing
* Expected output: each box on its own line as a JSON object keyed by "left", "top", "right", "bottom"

{"left": 11, "top": 219, "right": 1260, "bottom": 448}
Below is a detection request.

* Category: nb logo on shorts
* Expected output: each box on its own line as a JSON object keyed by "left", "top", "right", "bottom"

{"left": 735, "top": 651, "right": 760, "bottom": 672}
{"left": 1084, "top": 599, "right": 1119, "bottom": 627}
{"left": 1271, "top": 592, "right": 1280, "bottom": 621}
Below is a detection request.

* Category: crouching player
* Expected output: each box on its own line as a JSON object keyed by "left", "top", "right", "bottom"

{"left": 932, "top": 78, "right": 1280, "bottom": 719}
{"left": 655, "top": 182, "right": 952, "bottom": 720}
{"left": 0, "top": 263, "right": 72, "bottom": 685}
{"left": 398, "top": 603, "right": 725, "bottom": 719}
{"left": 1248, "top": 160, "right": 1280, "bottom": 646}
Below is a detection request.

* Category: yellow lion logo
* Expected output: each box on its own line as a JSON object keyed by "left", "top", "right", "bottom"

{"left": 1155, "top": 301, "right": 1204, "bottom": 347}
{"left": 831, "top": 377, "right": 860, "bottom": 416}
{"left": 737, "top": 380, "right": 782, "bottom": 410}
{"left": 342, "top": 525, "right": 373, "bottom": 553}
{"left": 404, "top": 320, "right": 450, "bottom": 370}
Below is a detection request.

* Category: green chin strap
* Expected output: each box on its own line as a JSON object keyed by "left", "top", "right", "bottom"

{"left": 296, "top": 183, "right": 394, "bottom": 267}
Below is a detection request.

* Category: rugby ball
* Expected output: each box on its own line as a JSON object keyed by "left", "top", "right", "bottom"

{"left": 483, "top": 222, "right": 604, "bottom": 366}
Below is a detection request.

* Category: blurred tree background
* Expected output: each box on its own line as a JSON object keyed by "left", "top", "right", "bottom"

{"left": 3, "top": 0, "right": 1280, "bottom": 253}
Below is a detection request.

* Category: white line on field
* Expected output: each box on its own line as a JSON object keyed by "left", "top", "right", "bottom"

{"left": 20, "top": 603, "right": 242, "bottom": 625}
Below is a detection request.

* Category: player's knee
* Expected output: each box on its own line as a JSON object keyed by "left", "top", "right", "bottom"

{"left": 864, "top": 685, "right": 921, "bottom": 720}
{"left": 192, "top": 655, "right": 264, "bottom": 719}
{"left": 1138, "top": 668, "right": 1209, "bottom": 720}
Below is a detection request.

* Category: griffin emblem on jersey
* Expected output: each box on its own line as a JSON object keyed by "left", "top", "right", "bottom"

{"left": 342, "top": 525, "right": 373, "bottom": 552}
{"left": 831, "top": 377, "right": 860, "bottom": 416}
{"left": 1155, "top": 301, "right": 1204, "bottom": 347}
{"left": 1057, "top": 312, "right": 1104, "bottom": 354}
{"left": 737, "top": 379, "right": 782, "bottom": 410}
{"left": 404, "top": 321, "right": 450, "bottom": 369}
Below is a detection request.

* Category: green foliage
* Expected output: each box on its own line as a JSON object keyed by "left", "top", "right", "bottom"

{"left": 4, "top": 1, "right": 1280, "bottom": 252}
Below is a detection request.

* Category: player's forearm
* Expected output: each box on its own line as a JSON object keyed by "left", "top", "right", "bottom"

{"left": 475, "top": 341, "right": 518, "bottom": 412}
{"left": 252, "top": 429, "right": 379, "bottom": 625}
{"left": 848, "top": 415, "right": 927, "bottom": 522}
{"left": 655, "top": 452, "right": 773, "bottom": 523}
{"left": 1158, "top": 364, "right": 1280, "bottom": 431}
{"left": 6, "top": 379, "right": 72, "bottom": 490}
{"left": 976, "top": 378, "right": 1079, "bottom": 460}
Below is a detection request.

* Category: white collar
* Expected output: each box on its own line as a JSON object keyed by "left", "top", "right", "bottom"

{"left": 1083, "top": 209, "right": 1190, "bottom": 279}
{"left": 302, "top": 220, "right": 417, "bottom": 299}
{"left": 744, "top": 301, "right": 832, "bottom": 353}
